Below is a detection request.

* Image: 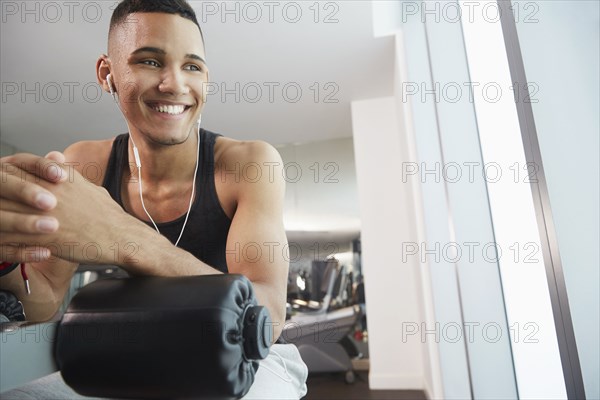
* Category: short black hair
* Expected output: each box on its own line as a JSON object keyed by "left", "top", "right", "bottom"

{"left": 109, "top": 0, "right": 204, "bottom": 46}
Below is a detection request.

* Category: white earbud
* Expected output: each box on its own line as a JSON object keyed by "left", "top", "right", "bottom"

{"left": 107, "top": 74, "right": 116, "bottom": 101}
{"left": 133, "top": 146, "right": 141, "bottom": 168}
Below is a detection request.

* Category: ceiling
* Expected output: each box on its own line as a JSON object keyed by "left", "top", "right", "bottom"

{"left": 0, "top": 1, "right": 395, "bottom": 154}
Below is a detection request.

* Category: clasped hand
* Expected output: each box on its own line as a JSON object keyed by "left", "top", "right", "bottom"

{"left": 1, "top": 152, "right": 130, "bottom": 265}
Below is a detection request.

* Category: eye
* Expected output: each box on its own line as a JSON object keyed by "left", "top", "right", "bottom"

{"left": 184, "top": 64, "right": 204, "bottom": 72}
{"left": 141, "top": 60, "right": 160, "bottom": 67}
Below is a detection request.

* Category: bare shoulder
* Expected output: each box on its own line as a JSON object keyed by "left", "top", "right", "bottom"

{"left": 63, "top": 138, "right": 115, "bottom": 186}
{"left": 215, "top": 136, "right": 282, "bottom": 166}
{"left": 214, "top": 136, "right": 285, "bottom": 199}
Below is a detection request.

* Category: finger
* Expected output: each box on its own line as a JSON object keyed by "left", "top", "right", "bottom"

{"left": 0, "top": 172, "right": 57, "bottom": 211}
{"left": 45, "top": 151, "right": 66, "bottom": 164}
{"left": 0, "top": 197, "right": 43, "bottom": 214}
{"left": 0, "top": 244, "right": 51, "bottom": 263}
{"left": 0, "top": 210, "right": 59, "bottom": 234}
{"left": 2, "top": 153, "right": 67, "bottom": 183}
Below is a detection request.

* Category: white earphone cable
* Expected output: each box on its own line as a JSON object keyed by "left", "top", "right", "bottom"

{"left": 172, "top": 123, "right": 200, "bottom": 246}
{"left": 257, "top": 348, "right": 293, "bottom": 382}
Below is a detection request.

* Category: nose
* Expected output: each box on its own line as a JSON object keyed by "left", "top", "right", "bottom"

{"left": 158, "top": 67, "right": 189, "bottom": 96}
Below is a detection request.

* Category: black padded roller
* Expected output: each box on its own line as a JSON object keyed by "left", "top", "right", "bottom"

{"left": 55, "top": 274, "right": 272, "bottom": 399}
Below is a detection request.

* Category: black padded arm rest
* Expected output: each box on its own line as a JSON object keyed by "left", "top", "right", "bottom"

{"left": 55, "top": 274, "right": 272, "bottom": 399}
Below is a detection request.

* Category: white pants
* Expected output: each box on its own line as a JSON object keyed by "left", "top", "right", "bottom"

{"left": 242, "top": 344, "right": 308, "bottom": 399}
{"left": 2, "top": 344, "right": 308, "bottom": 400}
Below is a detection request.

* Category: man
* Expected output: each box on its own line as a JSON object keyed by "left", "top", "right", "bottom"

{"left": 0, "top": 0, "right": 307, "bottom": 398}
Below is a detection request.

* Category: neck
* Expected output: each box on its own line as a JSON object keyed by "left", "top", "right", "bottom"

{"left": 127, "top": 127, "right": 200, "bottom": 184}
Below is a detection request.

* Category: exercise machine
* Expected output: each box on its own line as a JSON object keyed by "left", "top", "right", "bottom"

{"left": 284, "top": 260, "right": 363, "bottom": 384}
{"left": 0, "top": 274, "right": 271, "bottom": 399}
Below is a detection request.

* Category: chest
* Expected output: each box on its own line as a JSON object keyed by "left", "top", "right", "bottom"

{"left": 118, "top": 166, "right": 236, "bottom": 223}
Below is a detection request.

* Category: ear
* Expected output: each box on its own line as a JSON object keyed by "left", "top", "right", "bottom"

{"left": 96, "top": 54, "right": 112, "bottom": 94}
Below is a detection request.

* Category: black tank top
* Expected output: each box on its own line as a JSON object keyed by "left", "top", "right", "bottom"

{"left": 101, "top": 129, "right": 231, "bottom": 273}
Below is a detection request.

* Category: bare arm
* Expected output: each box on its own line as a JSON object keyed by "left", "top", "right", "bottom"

{"left": 224, "top": 142, "right": 289, "bottom": 340}
{"left": 0, "top": 151, "right": 79, "bottom": 321}
{"left": 117, "top": 141, "right": 289, "bottom": 341}
{"left": 1, "top": 141, "right": 289, "bottom": 337}
{"left": 0, "top": 258, "right": 78, "bottom": 321}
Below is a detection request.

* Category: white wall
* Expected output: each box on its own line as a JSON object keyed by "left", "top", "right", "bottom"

{"left": 461, "top": 2, "right": 566, "bottom": 397}
{"left": 276, "top": 138, "right": 360, "bottom": 235}
{"left": 393, "top": 28, "right": 443, "bottom": 400}
{"left": 351, "top": 95, "right": 434, "bottom": 393}
{"left": 514, "top": 2, "right": 600, "bottom": 398}
{"left": 406, "top": 2, "right": 519, "bottom": 398}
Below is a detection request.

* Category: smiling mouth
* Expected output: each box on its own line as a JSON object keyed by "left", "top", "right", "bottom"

{"left": 147, "top": 103, "right": 192, "bottom": 116}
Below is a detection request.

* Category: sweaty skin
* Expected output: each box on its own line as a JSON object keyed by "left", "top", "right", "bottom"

{"left": 0, "top": 13, "right": 288, "bottom": 342}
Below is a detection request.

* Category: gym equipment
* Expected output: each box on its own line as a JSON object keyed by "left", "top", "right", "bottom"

{"left": 284, "top": 261, "right": 363, "bottom": 384}
{"left": 2, "top": 274, "right": 272, "bottom": 399}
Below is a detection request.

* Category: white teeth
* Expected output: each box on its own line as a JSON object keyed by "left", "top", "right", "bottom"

{"left": 153, "top": 104, "right": 186, "bottom": 115}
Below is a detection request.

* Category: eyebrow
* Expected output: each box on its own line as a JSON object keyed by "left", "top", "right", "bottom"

{"left": 130, "top": 46, "right": 206, "bottom": 64}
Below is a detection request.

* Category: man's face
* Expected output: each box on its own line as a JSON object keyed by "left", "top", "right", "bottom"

{"left": 108, "top": 13, "right": 208, "bottom": 146}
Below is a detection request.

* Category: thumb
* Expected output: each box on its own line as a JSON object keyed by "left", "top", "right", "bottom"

{"left": 45, "top": 151, "right": 66, "bottom": 164}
